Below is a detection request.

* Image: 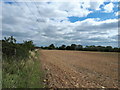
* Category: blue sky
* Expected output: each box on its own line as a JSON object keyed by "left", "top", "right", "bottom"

{"left": 68, "top": 2, "right": 118, "bottom": 23}
{"left": 1, "top": 0, "right": 120, "bottom": 47}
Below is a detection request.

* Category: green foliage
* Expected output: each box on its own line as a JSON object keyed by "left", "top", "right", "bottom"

{"left": 4, "top": 36, "right": 16, "bottom": 44}
{"left": 66, "top": 46, "right": 71, "bottom": 50}
{"left": 70, "top": 44, "right": 77, "bottom": 50}
{"left": 2, "top": 51, "right": 44, "bottom": 88}
{"left": 59, "top": 45, "right": 66, "bottom": 50}
{"left": 23, "top": 40, "right": 35, "bottom": 51}
{"left": 2, "top": 36, "right": 35, "bottom": 60}
{"left": 48, "top": 44, "right": 55, "bottom": 50}
{"left": 2, "top": 36, "right": 44, "bottom": 88}
{"left": 77, "top": 45, "right": 83, "bottom": 50}
{"left": 41, "top": 44, "right": 120, "bottom": 52}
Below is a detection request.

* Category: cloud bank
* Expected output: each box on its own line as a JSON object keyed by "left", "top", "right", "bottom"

{"left": 2, "top": 1, "right": 119, "bottom": 47}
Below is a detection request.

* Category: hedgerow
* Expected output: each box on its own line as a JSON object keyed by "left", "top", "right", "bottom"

{"left": 2, "top": 36, "right": 35, "bottom": 60}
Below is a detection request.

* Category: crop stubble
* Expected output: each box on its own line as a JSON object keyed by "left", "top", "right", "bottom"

{"left": 40, "top": 50, "right": 118, "bottom": 88}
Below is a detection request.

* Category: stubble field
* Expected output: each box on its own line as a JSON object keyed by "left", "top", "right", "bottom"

{"left": 40, "top": 50, "right": 118, "bottom": 88}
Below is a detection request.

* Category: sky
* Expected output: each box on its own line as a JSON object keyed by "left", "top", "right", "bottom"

{"left": 1, "top": 0, "right": 120, "bottom": 47}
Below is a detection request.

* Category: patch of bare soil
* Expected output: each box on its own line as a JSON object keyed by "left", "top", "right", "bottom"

{"left": 40, "top": 50, "right": 118, "bottom": 88}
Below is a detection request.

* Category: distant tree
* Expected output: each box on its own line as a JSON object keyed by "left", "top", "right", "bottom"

{"left": 84, "top": 46, "right": 89, "bottom": 51}
{"left": 105, "top": 46, "right": 113, "bottom": 52}
{"left": 96, "top": 46, "right": 105, "bottom": 51}
{"left": 48, "top": 44, "right": 55, "bottom": 50}
{"left": 59, "top": 45, "right": 66, "bottom": 50}
{"left": 40, "top": 46, "right": 44, "bottom": 49}
{"left": 90, "top": 45, "right": 97, "bottom": 51}
{"left": 66, "top": 46, "right": 71, "bottom": 50}
{"left": 44, "top": 46, "right": 49, "bottom": 49}
{"left": 55, "top": 47, "right": 59, "bottom": 50}
{"left": 113, "top": 47, "right": 119, "bottom": 52}
{"left": 30, "top": 42, "right": 120, "bottom": 52}
{"left": 71, "top": 44, "right": 77, "bottom": 50}
{"left": 76, "top": 45, "right": 83, "bottom": 50}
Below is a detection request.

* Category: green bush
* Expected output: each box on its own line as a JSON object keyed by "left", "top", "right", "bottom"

{"left": 2, "top": 52, "right": 44, "bottom": 88}
{"left": 2, "top": 36, "right": 35, "bottom": 60}
{"left": 2, "top": 36, "right": 44, "bottom": 88}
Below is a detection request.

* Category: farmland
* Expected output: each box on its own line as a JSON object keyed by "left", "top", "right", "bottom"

{"left": 40, "top": 50, "right": 118, "bottom": 88}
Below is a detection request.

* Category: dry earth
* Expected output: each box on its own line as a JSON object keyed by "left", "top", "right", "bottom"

{"left": 40, "top": 50, "right": 119, "bottom": 88}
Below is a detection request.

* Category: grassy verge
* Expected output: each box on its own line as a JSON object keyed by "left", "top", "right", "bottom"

{"left": 2, "top": 50, "right": 44, "bottom": 88}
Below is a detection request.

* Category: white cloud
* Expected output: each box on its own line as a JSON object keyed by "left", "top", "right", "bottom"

{"left": 2, "top": 1, "right": 119, "bottom": 47}
{"left": 89, "top": 0, "right": 105, "bottom": 10}
{"left": 115, "top": 11, "right": 120, "bottom": 16}
{"left": 104, "top": 3, "right": 114, "bottom": 13}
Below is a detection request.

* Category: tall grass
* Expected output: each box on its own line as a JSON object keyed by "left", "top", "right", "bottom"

{"left": 2, "top": 50, "right": 44, "bottom": 88}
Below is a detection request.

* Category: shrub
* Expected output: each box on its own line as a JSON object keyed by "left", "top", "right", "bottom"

{"left": 2, "top": 36, "right": 35, "bottom": 60}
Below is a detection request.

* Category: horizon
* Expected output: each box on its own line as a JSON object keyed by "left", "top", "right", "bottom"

{"left": 1, "top": 0, "right": 119, "bottom": 47}
{"left": 1, "top": 37, "right": 119, "bottom": 48}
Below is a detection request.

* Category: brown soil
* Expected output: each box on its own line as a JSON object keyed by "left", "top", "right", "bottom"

{"left": 40, "top": 50, "right": 118, "bottom": 88}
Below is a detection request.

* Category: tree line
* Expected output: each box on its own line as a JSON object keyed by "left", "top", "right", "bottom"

{"left": 1, "top": 36, "right": 120, "bottom": 57}
{"left": 2, "top": 36, "right": 35, "bottom": 60}
{"left": 41, "top": 44, "right": 120, "bottom": 52}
